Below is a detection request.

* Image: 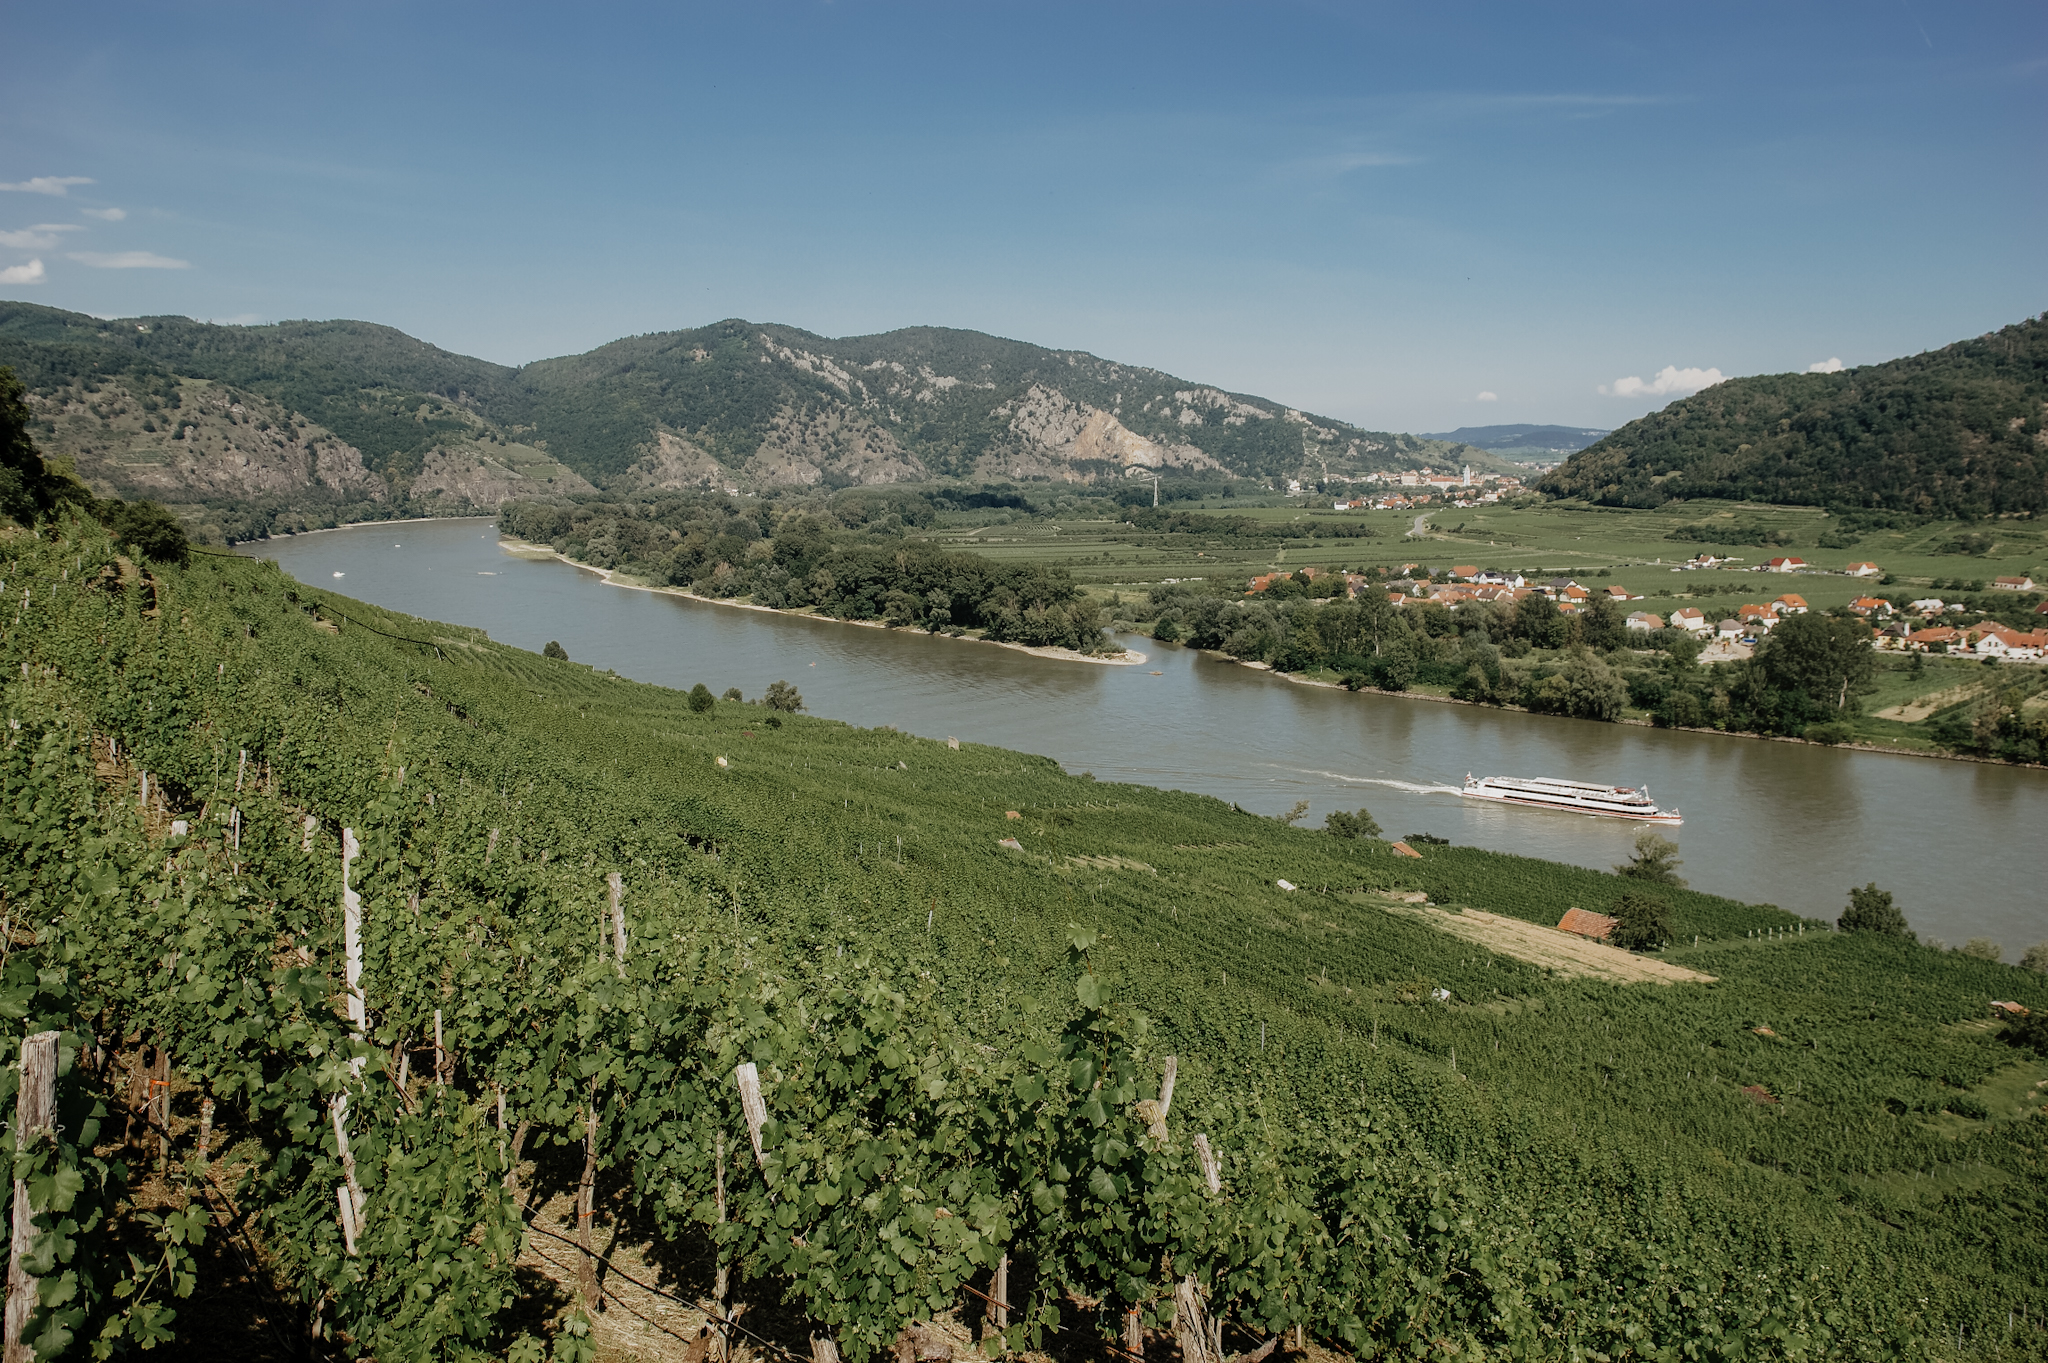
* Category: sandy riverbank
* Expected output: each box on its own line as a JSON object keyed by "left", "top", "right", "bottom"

{"left": 497, "top": 540, "right": 1148, "bottom": 667}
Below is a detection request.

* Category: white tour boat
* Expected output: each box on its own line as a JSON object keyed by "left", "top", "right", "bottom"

{"left": 1460, "top": 774, "right": 1681, "bottom": 824}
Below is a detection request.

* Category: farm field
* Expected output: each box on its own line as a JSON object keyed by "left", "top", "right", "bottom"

{"left": 3, "top": 516, "right": 2045, "bottom": 1360}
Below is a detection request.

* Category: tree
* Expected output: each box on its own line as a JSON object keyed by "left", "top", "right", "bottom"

{"left": 722, "top": 687, "right": 743, "bottom": 702}
{"left": 1758, "top": 613, "right": 1875, "bottom": 710}
{"left": 1277, "top": 800, "right": 1310, "bottom": 825}
{"left": 543, "top": 640, "right": 569, "bottom": 661}
{"left": 1959, "top": 938, "right": 2003, "bottom": 962}
{"left": 687, "top": 683, "right": 715, "bottom": 713}
{"left": 1616, "top": 831, "right": 1685, "bottom": 886}
{"left": 1839, "top": 882, "right": 1909, "bottom": 936}
{"left": 1609, "top": 892, "right": 1673, "bottom": 951}
{"left": 1324, "top": 808, "right": 1381, "bottom": 840}
{"left": 2022, "top": 941, "right": 2048, "bottom": 974}
{"left": 0, "top": 365, "right": 89, "bottom": 527}
{"left": 763, "top": 680, "right": 804, "bottom": 713}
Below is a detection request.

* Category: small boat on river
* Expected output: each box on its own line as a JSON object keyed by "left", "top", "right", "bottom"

{"left": 1461, "top": 774, "right": 1681, "bottom": 824}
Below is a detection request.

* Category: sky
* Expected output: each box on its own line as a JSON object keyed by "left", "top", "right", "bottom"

{"left": 2, "top": 1, "right": 2043, "bottom": 435}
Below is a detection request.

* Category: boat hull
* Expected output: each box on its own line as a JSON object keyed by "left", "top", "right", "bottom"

{"left": 1460, "top": 782, "right": 1682, "bottom": 824}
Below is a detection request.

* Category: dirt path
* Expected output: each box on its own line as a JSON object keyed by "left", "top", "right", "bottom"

{"left": 1373, "top": 898, "right": 1717, "bottom": 985}
{"left": 1876, "top": 681, "right": 1982, "bottom": 723}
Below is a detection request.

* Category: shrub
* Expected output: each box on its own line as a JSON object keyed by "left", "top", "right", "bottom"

{"left": 2021, "top": 941, "right": 2048, "bottom": 974}
{"left": 543, "top": 640, "right": 569, "bottom": 661}
{"left": 1839, "top": 882, "right": 1910, "bottom": 936}
{"left": 1803, "top": 721, "right": 1853, "bottom": 745}
{"left": 1324, "top": 808, "right": 1381, "bottom": 840}
{"left": 1616, "top": 832, "right": 1685, "bottom": 886}
{"left": 687, "top": 683, "right": 715, "bottom": 713}
{"left": 1610, "top": 892, "right": 1674, "bottom": 951}
{"left": 764, "top": 680, "right": 805, "bottom": 713}
{"left": 1959, "top": 937, "right": 2003, "bottom": 962}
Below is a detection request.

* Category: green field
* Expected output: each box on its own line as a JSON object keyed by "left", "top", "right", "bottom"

{"left": 3, "top": 514, "right": 2046, "bottom": 1360}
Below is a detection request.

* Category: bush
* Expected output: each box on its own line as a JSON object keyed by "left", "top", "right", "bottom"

{"left": 687, "top": 683, "right": 715, "bottom": 713}
{"left": 2005, "top": 1011, "right": 2048, "bottom": 1056}
{"left": 1151, "top": 617, "right": 1182, "bottom": 643}
{"left": 2022, "top": 941, "right": 2048, "bottom": 973}
{"left": 764, "top": 680, "right": 804, "bottom": 713}
{"left": 1839, "top": 882, "right": 1910, "bottom": 936}
{"left": 1324, "top": 808, "right": 1381, "bottom": 840}
{"left": 1616, "top": 832, "right": 1685, "bottom": 886}
{"left": 1803, "top": 721, "right": 1853, "bottom": 745}
{"left": 98, "top": 498, "right": 191, "bottom": 567}
{"left": 1610, "top": 892, "right": 1674, "bottom": 951}
{"left": 543, "top": 640, "right": 569, "bottom": 661}
{"left": 1959, "top": 938, "right": 2003, "bottom": 962}
{"left": 722, "top": 687, "right": 743, "bottom": 702}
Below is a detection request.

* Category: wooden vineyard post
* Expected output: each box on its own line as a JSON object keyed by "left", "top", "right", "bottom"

{"left": 6, "top": 1031, "right": 58, "bottom": 1363}
{"left": 733, "top": 1063, "right": 768, "bottom": 1171}
{"left": 1193, "top": 1134, "right": 1221, "bottom": 1195}
{"left": 196, "top": 1098, "right": 215, "bottom": 1166}
{"left": 713, "top": 1132, "right": 729, "bottom": 1362}
{"left": 234, "top": 747, "right": 247, "bottom": 793}
{"left": 1158, "top": 1055, "right": 1177, "bottom": 1121}
{"left": 330, "top": 1098, "right": 366, "bottom": 1254}
{"left": 433, "top": 1009, "right": 447, "bottom": 1089}
{"left": 341, "top": 829, "right": 366, "bottom": 1043}
{"left": 991, "top": 1254, "right": 1009, "bottom": 1337}
{"left": 1173, "top": 1276, "right": 1218, "bottom": 1363}
{"left": 151, "top": 1047, "right": 171, "bottom": 1168}
{"left": 578, "top": 1082, "right": 602, "bottom": 1309}
{"left": 607, "top": 872, "right": 627, "bottom": 976}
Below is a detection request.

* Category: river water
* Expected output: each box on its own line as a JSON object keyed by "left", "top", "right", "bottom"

{"left": 246, "top": 518, "right": 2047, "bottom": 953}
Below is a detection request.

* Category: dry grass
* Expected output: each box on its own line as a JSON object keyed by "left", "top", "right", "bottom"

{"left": 1373, "top": 899, "right": 1717, "bottom": 985}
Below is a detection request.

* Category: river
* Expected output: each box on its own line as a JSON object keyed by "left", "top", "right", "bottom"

{"left": 245, "top": 518, "right": 2047, "bottom": 954}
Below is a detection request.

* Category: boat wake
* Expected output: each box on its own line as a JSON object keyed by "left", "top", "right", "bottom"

{"left": 1309, "top": 773, "right": 1465, "bottom": 797}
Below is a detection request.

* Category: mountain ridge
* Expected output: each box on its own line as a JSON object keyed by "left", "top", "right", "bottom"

{"left": 0, "top": 302, "right": 1491, "bottom": 537}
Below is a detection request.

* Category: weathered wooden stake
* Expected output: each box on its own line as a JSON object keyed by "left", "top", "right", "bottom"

{"left": 196, "top": 1098, "right": 215, "bottom": 1165}
{"left": 734, "top": 1063, "right": 768, "bottom": 1171}
{"left": 577, "top": 1083, "right": 601, "bottom": 1309}
{"left": 341, "top": 829, "right": 365, "bottom": 1042}
{"left": 330, "top": 1096, "right": 366, "bottom": 1249}
{"left": 809, "top": 1333, "right": 841, "bottom": 1363}
{"left": 1173, "top": 1275, "right": 1217, "bottom": 1363}
{"left": 152, "top": 1048, "right": 171, "bottom": 1166}
{"left": 1159, "top": 1055, "right": 1177, "bottom": 1121}
{"left": 1193, "top": 1134, "right": 1221, "bottom": 1195}
{"left": 1124, "top": 1308, "right": 1144, "bottom": 1359}
{"left": 433, "top": 1009, "right": 446, "bottom": 1088}
{"left": 6, "top": 1031, "right": 58, "bottom": 1363}
{"left": 713, "top": 1132, "right": 729, "bottom": 1360}
{"left": 301, "top": 814, "right": 317, "bottom": 853}
{"left": 234, "top": 748, "right": 247, "bottom": 793}
{"left": 608, "top": 871, "right": 627, "bottom": 975}
{"left": 991, "top": 1253, "right": 1009, "bottom": 1336}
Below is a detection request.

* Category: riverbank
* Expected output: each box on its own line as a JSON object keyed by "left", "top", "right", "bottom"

{"left": 1224, "top": 652, "right": 2042, "bottom": 769}
{"left": 499, "top": 539, "right": 1149, "bottom": 667}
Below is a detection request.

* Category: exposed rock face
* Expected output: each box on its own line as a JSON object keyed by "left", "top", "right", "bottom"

{"left": 404, "top": 444, "right": 595, "bottom": 509}
{"left": 741, "top": 403, "right": 927, "bottom": 488}
{"left": 620, "top": 429, "right": 740, "bottom": 493}
{"left": 35, "top": 379, "right": 388, "bottom": 503}
{"left": 997, "top": 385, "right": 1222, "bottom": 473}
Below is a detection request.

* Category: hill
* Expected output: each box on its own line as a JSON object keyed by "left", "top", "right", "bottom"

{"left": 0, "top": 301, "right": 1489, "bottom": 538}
{"left": 1, "top": 507, "right": 2043, "bottom": 1358}
{"left": 1539, "top": 313, "right": 2048, "bottom": 517}
{"left": 1420, "top": 422, "right": 1608, "bottom": 455}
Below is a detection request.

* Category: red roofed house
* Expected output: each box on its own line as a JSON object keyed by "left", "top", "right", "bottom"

{"left": 1557, "top": 907, "right": 1618, "bottom": 941}
{"left": 1671, "top": 606, "right": 1709, "bottom": 632}
{"left": 1772, "top": 593, "right": 1809, "bottom": 614}
{"left": 1905, "top": 626, "right": 1962, "bottom": 651}
{"left": 1450, "top": 565, "right": 1478, "bottom": 580}
{"left": 1849, "top": 596, "right": 1893, "bottom": 617}
{"left": 1603, "top": 585, "right": 1642, "bottom": 601}
{"left": 1969, "top": 625, "right": 2048, "bottom": 660}
{"left": 1626, "top": 611, "right": 1664, "bottom": 631}
{"left": 1845, "top": 562, "right": 1882, "bottom": 578}
{"left": 1736, "top": 603, "right": 1778, "bottom": 629}
{"left": 1993, "top": 575, "right": 2038, "bottom": 592}
{"left": 1765, "top": 556, "right": 1808, "bottom": 573}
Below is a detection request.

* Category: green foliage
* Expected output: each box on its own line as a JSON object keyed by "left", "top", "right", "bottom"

{"left": 763, "top": 680, "right": 804, "bottom": 713}
{"left": 542, "top": 640, "right": 568, "bottom": 661}
{"left": 1616, "top": 831, "right": 1686, "bottom": 886}
{"left": 2022, "top": 941, "right": 2048, "bottom": 974}
{"left": 1, "top": 516, "right": 2042, "bottom": 1359}
{"left": 1758, "top": 613, "right": 1875, "bottom": 711}
{"left": 95, "top": 499, "right": 190, "bottom": 567}
{"left": 1323, "top": 808, "right": 1380, "bottom": 840}
{"left": 1959, "top": 938, "right": 2003, "bottom": 962}
{"left": 0, "top": 364, "right": 92, "bottom": 527}
{"left": 687, "top": 682, "right": 716, "bottom": 713}
{"left": 1840, "top": 882, "right": 1910, "bottom": 936}
{"left": 1609, "top": 892, "right": 1674, "bottom": 951}
{"left": 1541, "top": 313, "right": 2048, "bottom": 516}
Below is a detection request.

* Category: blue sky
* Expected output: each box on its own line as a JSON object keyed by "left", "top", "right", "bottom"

{"left": 3, "top": 2, "right": 2042, "bottom": 434}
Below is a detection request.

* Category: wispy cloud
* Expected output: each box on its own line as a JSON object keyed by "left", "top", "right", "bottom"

{"left": 1806, "top": 357, "right": 1844, "bottom": 373}
{"left": 68, "top": 250, "right": 190, "bottom": 270}
{"left": 0, "top": 260, "right": 46, "bottom": 285}
{"left": 0, "top": 224, "right": 84, "bottom": 250}
{"left": 1600, "top": 365, "right": 1725, "bottom": 399}
{"left": 0, "top": 176, "right": 94, "bottom": 196}
{"left": 81, "top": 207, "right": 126, "bottom": 222}
{"left": 1475, "top": 390, "right": 1498, "bottom": 402}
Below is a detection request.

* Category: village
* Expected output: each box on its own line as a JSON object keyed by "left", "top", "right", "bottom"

{"left": 1245, "top": 558, "right": 2048, "bottom": 661}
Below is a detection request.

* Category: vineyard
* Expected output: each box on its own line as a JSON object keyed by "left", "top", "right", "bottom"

{"left": 1, "top": 513, "right": 2045, "bottom": 1361}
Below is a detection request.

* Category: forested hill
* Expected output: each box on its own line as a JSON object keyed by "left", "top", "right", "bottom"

{"left": 1539, "top": 313, "right": 2048, "bottom": 517}
{"left": 0, "top": 302, "right": 1478, "bottom": 534}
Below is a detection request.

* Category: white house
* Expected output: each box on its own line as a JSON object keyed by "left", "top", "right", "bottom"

{"left": 1845, "top": 562, "right": 1882, "bottom": 578}
{"left": 1993, "top": 576, "right": 2038, "bottom": 592}
{"left": 1765, "top": 556, "right": 1808, "bottom": 573}
{"left": 1626, "top": 611, "right": 1665, "bottom": 631}
{"left": 1671, "top": 607, "right": 1710, "bottom": 633}
{"left": 1716, "top": 618, "right": 1747, "bottom": 640}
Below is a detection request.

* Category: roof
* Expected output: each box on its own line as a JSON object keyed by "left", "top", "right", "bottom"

{"left": 1774, "top": 594, "right": 1808, "bottom": 608}
{"left": 1847, "top": 562, "right": 1879, "bottom": 570}
{"left": 1906, "top": 626, "right": 1961, "bottom": 643}
{"left": 1389, "top": 841, "right": 1423, "bottom": 858}
{"left": 1557, "top": 907, "right": 1618, "bottom": 940}
{"left": 1450, "top": 565, "right": 1478, "bottom": 577}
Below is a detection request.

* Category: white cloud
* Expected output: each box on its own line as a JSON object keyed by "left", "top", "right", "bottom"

{"left": 0, "top": 176, "right": 94, "bottom": 196}
{"left": 1475, "top": 390, "right": 1499, "bottom": 403}
{"left": 0, "top": 224, "right": 84, "bottom": 250}
{"left": 1600, "top": 365, "right": 1725, "bottom": 399}
{"left": 1806, "top": 357, "right": 1844, "bottom": 373}
{"left": 81, "top": 207, "right": 126, "bottom": 221}
{"left": 67, "top": 250, "right": 189, "bottom": 270}
{"left": 0, "top": 259, "right": 46, "bottom": 285}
